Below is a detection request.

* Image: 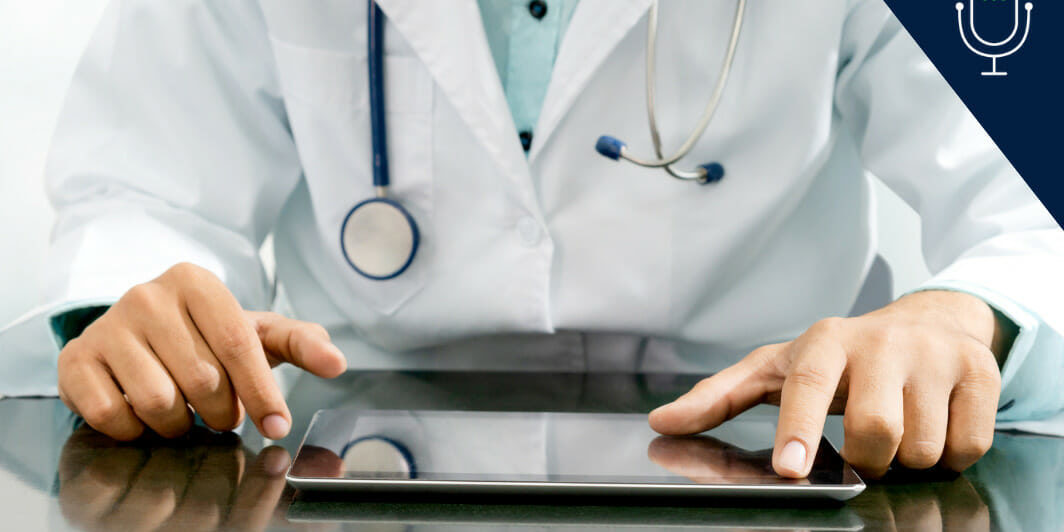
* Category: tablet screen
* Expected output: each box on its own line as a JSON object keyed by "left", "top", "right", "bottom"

{"left": 289, "top": 410, "right": 856, "bottom": 487}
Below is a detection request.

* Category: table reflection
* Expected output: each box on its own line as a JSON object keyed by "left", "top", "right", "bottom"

{"left": 58, "top": 425, "right": 291, "bottom": 532}
{"left": 850, "top": 475, "right": 990, "bottom": 531}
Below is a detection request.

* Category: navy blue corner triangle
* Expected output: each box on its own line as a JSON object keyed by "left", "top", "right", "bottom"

{"left": 882, "top": 0, "right": 1063, "bottom": 226}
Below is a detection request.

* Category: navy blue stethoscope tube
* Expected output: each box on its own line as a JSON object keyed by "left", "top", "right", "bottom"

{"left": 368, "top": 0, "right": 389, "bottom": 189}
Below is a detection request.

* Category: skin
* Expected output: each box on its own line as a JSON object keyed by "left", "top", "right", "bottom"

{"left": 58, "top": 263, "right": 1007, "bottom": 479}
{"left": 57, "top": 263, "right": 347, "bottom": 441}
{"left": 650, "top": 289, "right": 1010, "bottom": 479}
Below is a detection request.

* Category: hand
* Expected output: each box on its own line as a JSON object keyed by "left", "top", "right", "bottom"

{"left": 650, "top": 291, "right": 1006, "bottom": 479}
{"left": 58, "top": 425, "right": 293, "bottom": 532}
{"left": 58, "top": 262, "right": 347, "bottom": 441}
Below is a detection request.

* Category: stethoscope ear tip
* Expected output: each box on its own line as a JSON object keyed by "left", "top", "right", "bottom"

{"left": 595, "top": 136, "right": 627, "bottom": 161}
{"left": 699, "top": 162, "right": 725, "bottom": 184}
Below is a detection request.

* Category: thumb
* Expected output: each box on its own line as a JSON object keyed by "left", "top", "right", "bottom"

{"left": 246, "top": 312, "right": 347, "bottom": 378}
{"left": 649, "top": 344, "right": 783, "bottom": 435}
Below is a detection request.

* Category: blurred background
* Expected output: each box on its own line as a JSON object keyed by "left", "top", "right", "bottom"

{"left": 0, "top": 0, "right": 932, "bottom": 329}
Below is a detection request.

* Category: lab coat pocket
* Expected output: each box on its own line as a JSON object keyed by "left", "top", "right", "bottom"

{"left": 269, "top": 37, "right": 435, "bottom": 315}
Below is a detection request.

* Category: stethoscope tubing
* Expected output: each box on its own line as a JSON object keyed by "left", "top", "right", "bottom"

{"left": 643, "top": 0, "right": 747, "bottom": 180}
{"left": 368, "top": 0, "right": 390, "bottom": 191}
{"left": 596, "top": 0, "right": 746, "bottom": 184}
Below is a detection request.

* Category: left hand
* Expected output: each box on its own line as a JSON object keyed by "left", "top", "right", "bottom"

{"left": 649, "top": 290, "right": 1007, "bottom": 479}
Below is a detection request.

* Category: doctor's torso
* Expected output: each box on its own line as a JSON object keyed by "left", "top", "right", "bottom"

{"left": 262, "top": 0, "right": 875, "bottom": 350}
{"left": 51, "top": 0, "right": 958, "bottom": 356}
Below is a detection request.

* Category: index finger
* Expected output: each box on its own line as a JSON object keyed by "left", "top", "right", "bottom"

{"left": 649, "top": 343, "right": 785, "bottom": 435}
{"left": 179, "top": 271, "right": 291, "bottom": 440}
{"left": 772, "top": 337, "right": 847, "bottom": 478}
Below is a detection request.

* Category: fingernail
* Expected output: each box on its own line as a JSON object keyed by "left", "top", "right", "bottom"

{"left": 262, "top": 414, "right": 290, "bottom": 439}
{"left": 778, "top": 440, "right": 807, "bottom": 476}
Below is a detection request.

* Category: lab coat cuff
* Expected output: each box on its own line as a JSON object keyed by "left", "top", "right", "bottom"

{"left": 47, "top": 300, "right": 115, "bottom": 349}
{"left": 37, "top": 299, "right": 117, "bottom": 364}
{"left": 905, "top": 281, "right": 1064, "bottom": 421}
{"left": 0, "top": 299, "right": 109, "bottom": 397}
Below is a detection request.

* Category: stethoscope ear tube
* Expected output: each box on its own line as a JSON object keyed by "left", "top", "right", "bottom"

{"left": 596, "top": 0, "right": 747, "bottom": 184}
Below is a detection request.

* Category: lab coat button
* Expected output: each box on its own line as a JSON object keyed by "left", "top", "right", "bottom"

{"left": 516, "top": 217, "right": 542, "bottom": 246}
{"left": 528, "top": 0, "right": 548, "bottom": 20}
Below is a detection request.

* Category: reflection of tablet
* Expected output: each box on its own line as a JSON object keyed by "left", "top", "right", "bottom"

{"left": 287, "top": 410, "right": 864, "bottom": 501}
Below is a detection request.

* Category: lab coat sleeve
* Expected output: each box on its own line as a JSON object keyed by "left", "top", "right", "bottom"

{"left": 834, "top": 1, "right": 1064, "bottom": 421}
{"left": 44, "top": 0, "right": 302, "bottom": 312}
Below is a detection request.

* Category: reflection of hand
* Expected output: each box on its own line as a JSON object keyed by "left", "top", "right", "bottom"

{"left": 58, "top": 425, "right": 290, "bottom": 532}
{"left": 647, "top": 435, "right": 792, "bottom": 485}
{"left": 851, "top": 476, "right": 990, "bottom": 531}
{"left": 288, "top": 445, "right": 343, "bottom": 478}
{"left": 650, "top": 290, "right": 1003, "bottom": 479}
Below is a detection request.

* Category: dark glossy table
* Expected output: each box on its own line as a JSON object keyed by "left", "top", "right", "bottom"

{"left": 0, "top": 370, "right": 1060, "bottom": 531}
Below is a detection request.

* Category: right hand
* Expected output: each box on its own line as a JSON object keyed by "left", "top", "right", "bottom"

{"left": 57, "top": 263, "right": 347, "bottom": 441}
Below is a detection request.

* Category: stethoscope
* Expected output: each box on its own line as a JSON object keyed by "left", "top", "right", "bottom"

{"left": 339, "top": 0, "right": 420, "bottom": 280}
{"left": 341, "top": 0, "right": 747, "bottom": 280}
{"left": 595, "top": 0, "right": 747, "bottom": 183}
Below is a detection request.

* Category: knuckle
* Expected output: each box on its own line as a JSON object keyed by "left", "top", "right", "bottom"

{"left": 844, "top": 411, "right": 903, "bottom": 444}
{"left": 807, "top": 317, "right": 845, "bottom": 338}
{"left": 748, "top": 345, "right": 774, "bottom": 361}
{"left": 306, "top": 322, "right": 330, "bottom": 340}
{"left": 81, "top": 398, "right": 125, "bottom": 429}
{"left": 898, "top": 440, "right": 944, "bottom": 469}
{"left": 181, "top": 363, "right": 223, "bottom": 398}
{"left": 787, "top": 364, "right": 837, "bottom": 396}
{"left": 961, "top": 359, "right": 1001, "bottom": 390}
{"left": 948, "top": 435, "right": 994, "bottom": 465}
{"left": 134, "top": 389, "right": 178, "bottom": 417}
{"left": 747, "top": 344, "right": 783, "bottom": 370}
{"left": 166, "top": 262, "right": 209, "bottom": 282}
{"left": 58, "top": 341, "right": 91, "bottom": 367}
{"left": 206, "top": 407, "right": 243, "bottom": 432}
{"left": 295, "top": 322, "right": 329, "bottom": 346}
{"left": 215, "top": 322, "right": 255, "bottom": 360}
{"left": 122, "top": 283, "right": 163, "bottom": 311}
{"left": 691, "top": 376, "right": 716, "bottom": 393}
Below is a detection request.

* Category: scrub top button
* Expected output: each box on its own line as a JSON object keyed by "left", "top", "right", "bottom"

{"left": 516, "top": 216, "right": 542, "bottom": 246}
{"left": 528, "top": 0, "right": 548, "bottom": 20}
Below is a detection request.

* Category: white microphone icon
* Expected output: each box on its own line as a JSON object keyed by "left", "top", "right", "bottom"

{"left": 956, "top": 1, "right": 1033, "bottom": 76}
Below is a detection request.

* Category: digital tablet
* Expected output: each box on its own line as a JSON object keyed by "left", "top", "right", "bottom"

{"left": 287, "top": 409, "right": 864, "bottom": 501}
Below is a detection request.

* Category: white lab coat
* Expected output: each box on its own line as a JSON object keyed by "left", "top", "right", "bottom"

{"left": 43, "top": 1, "right": 1064, "bottom": 368}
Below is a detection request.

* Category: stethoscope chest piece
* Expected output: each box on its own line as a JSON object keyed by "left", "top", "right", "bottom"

{"left": 340, "top": 198, "right": 419, "bottom": 280}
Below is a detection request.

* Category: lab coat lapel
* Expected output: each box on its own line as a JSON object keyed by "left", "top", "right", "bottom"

{"left": 374, "top": 0, "right": 530, "bottom": 181}
{"left": 529, "top": 0, "right": 653, "bottom": 162}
